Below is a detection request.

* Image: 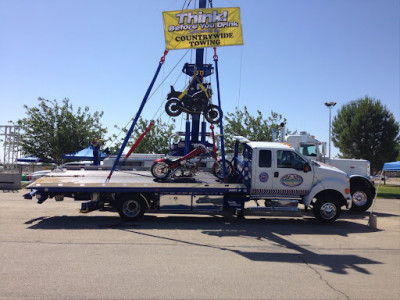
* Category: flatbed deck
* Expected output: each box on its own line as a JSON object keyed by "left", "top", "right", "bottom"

{"left": 28, "top": 169, "right": 247, "bottom": 194}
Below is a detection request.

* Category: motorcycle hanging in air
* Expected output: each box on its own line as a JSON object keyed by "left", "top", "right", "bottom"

{"left": 150, "top": 144, "right": 233, "bottom": 180}
{"left": 164, "top": 82, "right": 222, "bottom": 124}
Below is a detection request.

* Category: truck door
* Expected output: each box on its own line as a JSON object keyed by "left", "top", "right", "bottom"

{"left": 272, "top": 150, "right": 313, "bottom": 196}
{"left": 250, "top": 149, "right": 274, "bottom": 195}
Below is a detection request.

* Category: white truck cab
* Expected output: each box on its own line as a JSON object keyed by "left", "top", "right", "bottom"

{"left": 235, "top": 139, "right": 351, "bottom": 222}
{"left": 249, "top": 142, "right": 314, "bottom": 197}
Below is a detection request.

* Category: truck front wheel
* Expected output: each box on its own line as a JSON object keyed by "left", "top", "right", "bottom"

{"left": 118, "top": 197, "right": 146, "bottom": 221}
{"left": 313, "top": 195, "right": 341, "bottom": 223}
{"left": 350, "top": 184, "right": 373, "bottom": 212}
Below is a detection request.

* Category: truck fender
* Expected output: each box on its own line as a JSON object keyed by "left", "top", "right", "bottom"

{"left": 117, "top": 193, "right": 151, "bottom": 209}
{"left": 349, "top": 175, "right": 375, "bottom": 211}
{"left": 153, "top": 158, "right": 166, "bottom": 163}
{"left": 303, "top": 179, "right": 350, "bottom": 208}
{"left": 139, "top": 193, "right": 151, "bottom": 209}
{"left": 349, "top": 175, "right": 375, "bottom": 192}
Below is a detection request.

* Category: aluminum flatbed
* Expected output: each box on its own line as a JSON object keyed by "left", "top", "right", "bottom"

{"left": 28, "top": 169, "right": 248, "bottom": 195}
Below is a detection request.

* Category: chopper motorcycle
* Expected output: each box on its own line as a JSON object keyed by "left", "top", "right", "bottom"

{"left": 150, "top": 144, "right": 233, "bottom": 180}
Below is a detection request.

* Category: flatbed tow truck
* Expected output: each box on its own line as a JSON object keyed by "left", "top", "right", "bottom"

{"left": 24, "top": 1, "right": 352, "bottom": 223}
{"left": 27, "top": 139, "right": 352, "bottom": 223}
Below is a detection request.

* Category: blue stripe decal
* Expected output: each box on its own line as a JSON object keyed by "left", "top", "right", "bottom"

{"left": 251, "top": 189, "right": 310, "bottom": 196}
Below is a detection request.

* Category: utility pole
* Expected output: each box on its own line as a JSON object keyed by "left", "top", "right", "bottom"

{"left": 324, "top": 102, "right": 336, "bottom": 160}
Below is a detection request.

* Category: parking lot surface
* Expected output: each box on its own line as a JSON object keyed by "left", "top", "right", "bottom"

{"left": 1, "top": 190, "right": 399, "bottom": 299}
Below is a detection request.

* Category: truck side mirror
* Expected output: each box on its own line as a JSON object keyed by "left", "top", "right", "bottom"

{"left": 321, "top": 142, "right": 326, "bottom": 156}
{"left": 303, "top": 162, "right": 311, "bottom": 173}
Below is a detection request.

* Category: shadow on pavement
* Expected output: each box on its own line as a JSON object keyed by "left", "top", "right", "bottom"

{"left": 25, "top": 214, "right": 383, "bottom": 275}
{"left": 26, "top": 214, "right": 379, "bottom": 234}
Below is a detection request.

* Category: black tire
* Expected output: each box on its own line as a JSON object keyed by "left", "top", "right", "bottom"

{"left": 212, "top": 160, "right": 233, "bottom": 179}
{"left": 313, "top": 195, "right": 341, "bottom": 223}
{"left": 165, "top": 99, "right": 182, "bottom": 117}
{"left": 117, "top": 197, "right": 146, "bottom": 221}
{"left": 204, "top": 104, "right": 221, "bottom": 124}
{"left": 151, "top": 161, "right": 170, "bottom": 179}
{"left": 54, "top": 195, "right": 64, "bottom": 202}
{"left": 350, "top": 184, "right": 373, "bottom": 212}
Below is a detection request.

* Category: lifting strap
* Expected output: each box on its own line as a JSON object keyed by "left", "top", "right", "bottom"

{"left": 178, "top": 74, "right": 210, "bottom": 100}
{"left": 124, "top": 120, "right": 155, "bottom": 161}
{"left": 106, "top": 51, "right": 168, "bottom": 182}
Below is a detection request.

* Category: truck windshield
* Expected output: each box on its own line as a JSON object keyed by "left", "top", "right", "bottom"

{"left": 299, "top": 144, "right": 317, "bottom": 156}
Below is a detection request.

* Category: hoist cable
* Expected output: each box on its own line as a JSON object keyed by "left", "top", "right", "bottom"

{"left": 147, "top": 49, "right": 190, "bottom": 105}
{"left": 106, "top": 51, "right": 168, "bottom": 182}
{"left": 213, "top": 47, "right": 227, "bottom": 179}
{"left": 150, "top": 49, "right": 191, "bottom": 120}
{"left": 237, "top": 47, "right": 243, "bottom": 108}
{"left": 106, "top": 49, "right": 190, "bottom": 150}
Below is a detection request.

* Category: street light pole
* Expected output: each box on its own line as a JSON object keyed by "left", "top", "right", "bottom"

{"left": 324, "top": 101, "right": 336, "bottom": 160}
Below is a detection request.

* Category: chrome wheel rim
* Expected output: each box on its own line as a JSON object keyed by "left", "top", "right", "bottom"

{"left": 320, "top": 202, "right": 337, "bottom": 219}
{"left": 352, "top": 191, "right": 368, "bottom": 207}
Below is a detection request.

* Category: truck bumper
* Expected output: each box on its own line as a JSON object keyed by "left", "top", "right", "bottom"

{"left": 346, "top": 197, "right": 352, "bottom": 209}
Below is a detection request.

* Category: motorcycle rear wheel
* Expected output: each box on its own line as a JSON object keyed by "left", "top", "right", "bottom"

{"left": 204, "top": 104, "right": 222, "bottom": 124}
{"left": 212, "top": 160, "right": 233, "bottom": 180}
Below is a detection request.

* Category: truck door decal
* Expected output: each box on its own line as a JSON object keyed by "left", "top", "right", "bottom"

{"left": 280, "top": 174, "right": 303, "bottom": 187}
{"left": 259, "top": 172, "right": 269, "bottom": 182}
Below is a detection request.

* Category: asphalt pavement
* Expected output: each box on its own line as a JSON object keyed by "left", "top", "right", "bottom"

{"left": 0, "top": 190, "right": 399, "bottom": 299}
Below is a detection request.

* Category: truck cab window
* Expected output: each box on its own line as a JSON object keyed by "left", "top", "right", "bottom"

{"left": 277, "top": 150, "right": 305, "bottom": 170}
{"left": 259, "top": 150, "right": 271, "bottom": 168}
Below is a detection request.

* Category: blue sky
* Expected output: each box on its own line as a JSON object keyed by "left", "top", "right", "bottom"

{"left": 1, "top": 0, "right": 399, "bottom": 158}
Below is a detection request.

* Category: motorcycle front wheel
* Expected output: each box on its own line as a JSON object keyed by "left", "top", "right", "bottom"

{"left": 165, "top": 99, "right": 183, "bottom": 117}
{"left": 204, "top": 104, "right": 222, "bottom": 124}
{"left": 151, "top": 161, "right": 170, "bottom": 179}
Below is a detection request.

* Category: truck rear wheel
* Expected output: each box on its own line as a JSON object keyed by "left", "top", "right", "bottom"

{"left": 313, "top": 195, "right": 341, "bottom": 223}
{"left": 117, "top": 197, "right": 146, "bottom": 221}
{"left": 350, "top": 184, "right": 373, "bottom": 212}
{"left": 212, "top": 160, "right": 233, "bottom": 179}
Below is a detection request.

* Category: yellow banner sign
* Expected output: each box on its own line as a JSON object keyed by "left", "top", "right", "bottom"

{"left": 163, "top": 7, "right": 243, "bottom": 50}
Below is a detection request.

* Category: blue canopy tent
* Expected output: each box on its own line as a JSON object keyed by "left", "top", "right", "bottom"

{"left": 383, "top": 161, "right": 400, "bottom": 172}
{"left": 62, "top": 145, "right": 108, "bottom": 161}
{"left": 368, "top": 160, "right": 400, "bottom": 228}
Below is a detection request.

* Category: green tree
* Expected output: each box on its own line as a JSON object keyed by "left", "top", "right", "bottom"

{"left": 332, "top": 96, "right": 399, "bottom": 173}
{"left": 16, "top": 98, "right": 107, "bottom": 164}
{"left": 110, "top": 117, "right": 175, "bottom": 154}
{"left": 223, "top": 106, "right": 288, "bottom": 152}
